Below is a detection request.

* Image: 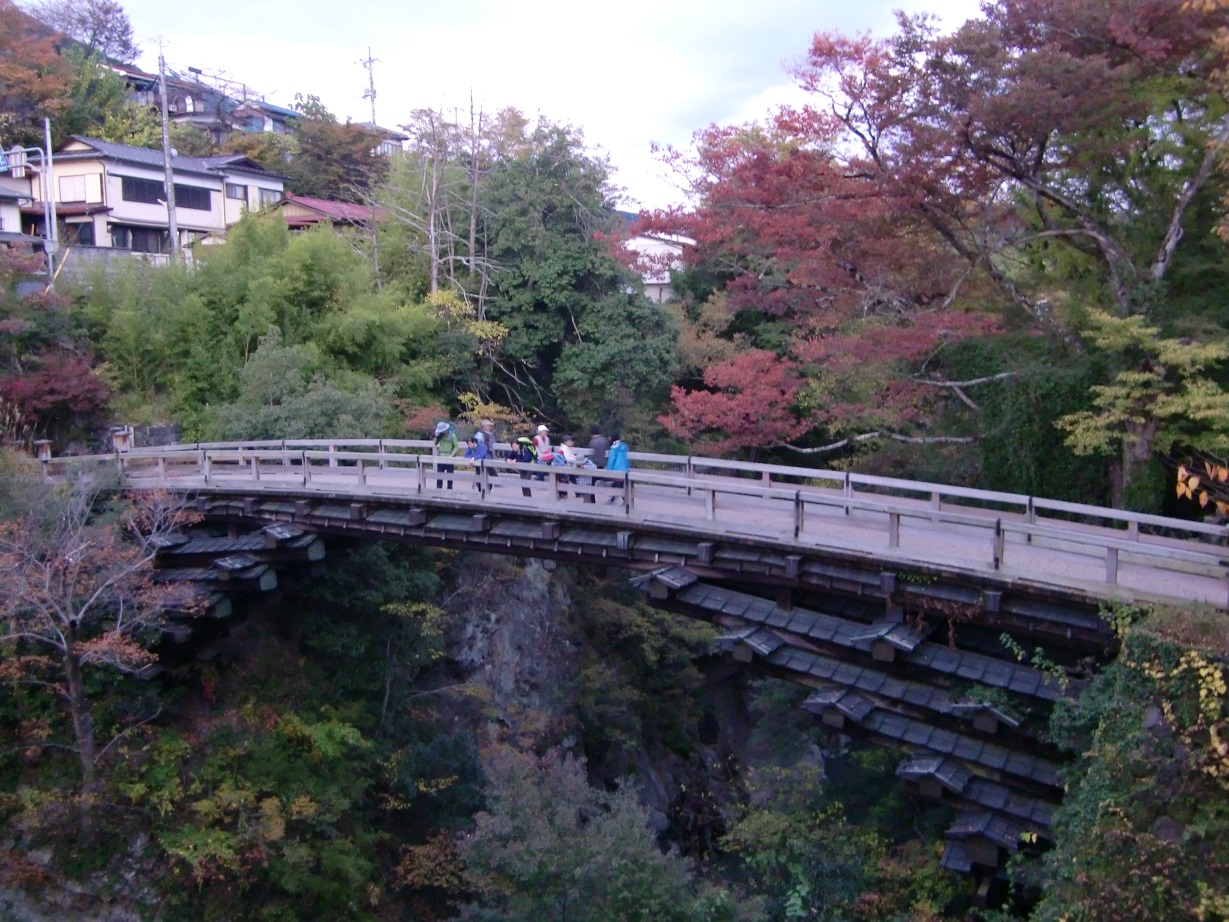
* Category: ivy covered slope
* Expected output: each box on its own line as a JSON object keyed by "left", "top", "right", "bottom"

{"left": 1025, "top": 609, "right": 1229, "bottom": 921}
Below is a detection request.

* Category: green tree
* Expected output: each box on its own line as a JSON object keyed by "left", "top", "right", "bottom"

{"left": 484, "top": 120, "right": 677, "bottom": 425}
{"left": 1057, "top": 311, "right": 1229, "bottom": 508}
{"left": 204, "top": 327, "right": 397, "bottom": 440}
{"left": 461, "top": 749, "right": 740, "bottom": 922}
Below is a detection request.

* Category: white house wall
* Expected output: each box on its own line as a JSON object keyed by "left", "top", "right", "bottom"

{"left": 0, "top": 175, "right": 29, "bottom": 235}
{"left": 220, "top": 172, "right": 285, "bottom": 224}
{"left": 104, "top": 166, "right": 224, "bottom": 232}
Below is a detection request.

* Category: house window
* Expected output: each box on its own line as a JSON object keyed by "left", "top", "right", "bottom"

{"left": 64, "top": 222, "right": 95, "bottom": 246}
{"left": 110, "top": 224, "right": 168, "bottom": 253}
{"left": 225, "top": 183, "right": 247, "bottom": 200}
{"left": 121, "top": 176, "right": 164, "bottom": 205}
{"left": 59, "top": 175, "right": 87, "bottom": 203}
{"left": 258, "top": 187, "right": 281, "bottom": 208}
{"left": 173, "top": 184, "right": 212, "bottom": 211}
{"left": 131, "top": 227, "right": 168, "bottom": 253}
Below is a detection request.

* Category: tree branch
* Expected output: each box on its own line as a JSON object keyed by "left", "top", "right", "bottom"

{"left": 776, "top": 430, "right": 977, "bottom": 455}
{"left": 1151, "top": 126, "right": 1227, "bottom": 283}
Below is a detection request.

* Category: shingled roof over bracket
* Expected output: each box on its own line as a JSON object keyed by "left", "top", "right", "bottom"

{"left": 713, "top": 626, "right": 784, "bottom": 658}
{"left": 802, "top": 687, "right": 875, "bottom": 723}
{"left": 896, "top": 755, "right": 973, "bottom": 794}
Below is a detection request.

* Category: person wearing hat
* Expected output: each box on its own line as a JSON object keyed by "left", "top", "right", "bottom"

{"left": 433, "top": 420, "right": 461, "bottom": 489}
{"left": 532, "top": 424, "right": 552, "bottom": 462}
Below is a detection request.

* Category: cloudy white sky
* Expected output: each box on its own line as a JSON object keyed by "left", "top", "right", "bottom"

{"left": 119, "top": 0, "right": 982, "bottom": 210}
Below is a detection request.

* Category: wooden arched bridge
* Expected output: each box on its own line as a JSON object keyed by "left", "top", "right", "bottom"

{"left": 46, "top": 438, "right": 1229, "bottom": 886}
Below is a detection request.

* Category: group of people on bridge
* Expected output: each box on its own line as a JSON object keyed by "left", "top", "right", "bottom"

{"left": 432, "top": 419, "right": 629, "bottom": 503}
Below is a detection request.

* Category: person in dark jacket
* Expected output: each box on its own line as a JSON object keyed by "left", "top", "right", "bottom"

{"left": 510, "top": 436, "right": 536, "bottom": 497}
{"left": 588, "top": 426, "right": 609, "bottom": 470}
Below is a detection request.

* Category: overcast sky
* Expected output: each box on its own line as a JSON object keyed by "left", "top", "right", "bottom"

{"left": 118, "top": 0, "right": 981, "bottom": 210}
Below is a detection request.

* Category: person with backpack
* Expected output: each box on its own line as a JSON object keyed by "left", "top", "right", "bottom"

{"left": 605, "top": 432, "right": 629, "bottom": 504}
{"left": 532, "top": 424, "right": 552, "bottom": 463}
{"left": 510, "top": 436, "right": 537, "bottom": 497}
{"left": 433, "top": 420, "right": 461, "bottom": 489}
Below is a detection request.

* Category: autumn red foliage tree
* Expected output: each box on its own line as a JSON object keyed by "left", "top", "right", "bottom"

{"left": 661, "top": 349, "right": 809, "bottom": 455}
{"left": 0, "top": 0, "right": 74, "bottom": 147}
{"left": 647, "top": 0, "right": 1229, "bottom": 461}
{"left": 0, "top": 249, "right": 110, "bottom": 442}
{"left": 0, "top": 481, "right": 197, "bottom": 791}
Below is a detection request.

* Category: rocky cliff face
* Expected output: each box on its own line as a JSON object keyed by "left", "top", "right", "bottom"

{"left": 446, "top": 555, "right": 582, "bottom": 736}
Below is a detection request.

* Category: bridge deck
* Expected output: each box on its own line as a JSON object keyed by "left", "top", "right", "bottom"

{"left": 47, "top": 441, "right": 1229, "bottom": 611}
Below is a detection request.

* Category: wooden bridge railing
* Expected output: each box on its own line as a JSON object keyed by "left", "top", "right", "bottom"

{"left": 42, "top": 440, "right": 1229, "bottom": 607}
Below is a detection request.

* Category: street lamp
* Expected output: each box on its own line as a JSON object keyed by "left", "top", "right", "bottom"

{"left": 0, "top": 117, "right": 59, "bottom": 287}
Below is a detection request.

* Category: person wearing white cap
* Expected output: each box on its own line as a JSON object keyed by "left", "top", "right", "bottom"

{"left": 532, "top": 424, "right": 551, "bottom": 461}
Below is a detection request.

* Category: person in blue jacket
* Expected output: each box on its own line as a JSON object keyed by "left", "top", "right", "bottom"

{"left": 605, "top": 432, "right": 629, "bottom": 504}
{"left": 463, "top": 436, "right": 487, "bottom": 491}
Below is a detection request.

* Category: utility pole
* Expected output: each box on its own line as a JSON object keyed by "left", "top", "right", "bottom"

{"left": 158, "top": 40, "right": 179, "bottom": 263}
{"left": 43, "top": 117, "right": 58, "bottom": 284}
{"left": 360, "top": 47, "right": 379, "bottom": 126}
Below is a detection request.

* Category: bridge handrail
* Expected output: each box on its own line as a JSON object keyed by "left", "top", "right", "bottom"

{"left": 41, "top": 442, "right": 1229, "bottom": 603}
{"left": 43, "top": 441, "right": 1229, "bottom": 546}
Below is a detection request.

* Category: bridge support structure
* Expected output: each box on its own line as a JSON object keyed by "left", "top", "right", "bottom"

{"left": 173, "top": 486, "right": 1121, "bottom": 882}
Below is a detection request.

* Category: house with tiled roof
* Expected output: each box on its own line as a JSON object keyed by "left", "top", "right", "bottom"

{"left": 18, "top": 136, "right": 285, "bottom": 262}
{"left": 273, "top": 193, "right": 384, "bottom": 230}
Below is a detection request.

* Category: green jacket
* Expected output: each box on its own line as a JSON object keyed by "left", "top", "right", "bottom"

{"left": 436, "top": 430, "right": 461, "bottom": 457}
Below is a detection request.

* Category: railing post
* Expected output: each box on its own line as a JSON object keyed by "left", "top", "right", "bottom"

{"left": 1127, "top": 521, "right": 1139, "bottom": 542}
{"left": 357, "top": 458, "right": 366, "bottom": 486}
{"left": 625, "top": 472, "right": 633, "bottom": 514}
{"left": 686, "top": 456, "right": 694, "bottom": 496}
{"left": 794, "top": 490, "right": 803, "bottom": 539}
{"left": 843, "top": 471, "right": 852, "bottom": 515}
{"left": 157, "top": 456, "right": 166, "bottom": 480}
{"left": 417, "top": 455, "right": 426, "bottom": 494}
{"left": 379, "top": 440, "right": 388, "bottom": 469}
{"left": 888, "top": 511, "right": 900, "bottom": 548}
{"left": 1026, "top": 497, "right": 1035, "bottom": 544}
{"left": 930, "top": 491, "right": 941, "bottom": 511}
{"left": 479, "top": 460, "right": 489, "bottom": 498}
{"left": 993, "top": 519, "right": 1005, "bottom": 570}
{"left": 203, "top": 452, "right": 212, "bottom": 485}
{"left": 705, "top": 488, "right": 716, "bottom": 521}
{"left": 762, "top": 469, "right": 771, "bottom": 489}
{"left": 1105, "top": 546, "right": 1119, "bottom": 584}
{"left": 328, "top": 444, "right": 337, "bottom": 468}
{"left": 302, "top": 451, "right": 311, "bottom": 485}
{"left": 251, "top": 454, "right": 259, "bottom": 481}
